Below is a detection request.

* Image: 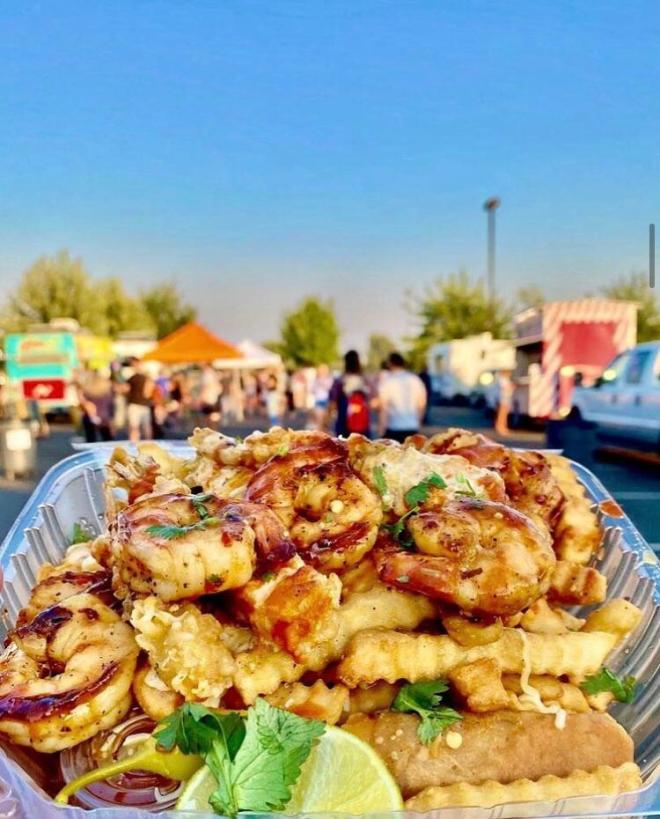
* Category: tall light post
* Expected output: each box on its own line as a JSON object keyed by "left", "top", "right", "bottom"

{"left": 483, "top": 197, "right": 501, "bottom": 301}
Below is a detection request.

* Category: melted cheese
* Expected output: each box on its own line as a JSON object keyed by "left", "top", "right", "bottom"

{"left": 518, "top": 630, "right": 567, "bottom": 730}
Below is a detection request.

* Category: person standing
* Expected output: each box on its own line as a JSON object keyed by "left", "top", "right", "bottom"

{"left": 126, "top": 359, "right": 154, "bottom": 442}
{"left": 264, "top": 372, "right": 284, "bottom": 426}
{"left": 78, "top": 370, "right": 115, "bottom": 442}
{"left": 311, "top": 363, "right": 334, "bottom": 430}
{"left": 199, "top": 364, "right": 222, "bottom": 428}
{"left": 494, "top": 369, "right": 514, "bottom": 437}
{"left": 377, "top": 352, "right": 427, "bottom": 442}
{"left": 329, "top": 350, "right": 371, "bottom": 438}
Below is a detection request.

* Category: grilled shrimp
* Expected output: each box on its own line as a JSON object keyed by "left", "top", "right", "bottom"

{"left": 374, "top": 497, "right": 556, "bottom": 617}
{"left": 420, "top": 430, "right": 565, "bottom": 533}
{"left": 246, "top": 438, "right": 382, "bottom": 571}
{"left": 112, "top": 493, "right": 295, "bottom": 601}
{"left": 0, "top": 593, "right": 138, "bottom": 752}
{"left": 347, "top": 435, "right": 506, "bottom": 515}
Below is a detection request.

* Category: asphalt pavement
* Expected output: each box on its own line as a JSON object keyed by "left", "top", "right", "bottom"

{"left": 1, "top": 407, "right": 658, "bottom": 548}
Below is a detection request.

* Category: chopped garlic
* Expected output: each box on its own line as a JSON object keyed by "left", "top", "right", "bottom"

{"left": 330, "top": 499, "right": 344, "bottom": 514}
{"left": 445, "top": 730, "right": 463, "bottom": 750}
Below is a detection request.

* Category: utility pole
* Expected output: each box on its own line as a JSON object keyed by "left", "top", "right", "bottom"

{"left": 483, "top": 197, "right": 501, "bottom": 301}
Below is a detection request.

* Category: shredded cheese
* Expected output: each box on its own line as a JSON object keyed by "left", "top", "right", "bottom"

{"left": 518, "top": 630, "right": 567, "bottom": 730}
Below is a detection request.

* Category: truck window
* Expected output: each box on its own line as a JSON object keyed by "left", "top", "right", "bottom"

{"left": 653, "top": 351, "right": 660, "bottom": 387}
{"left": 624, "top": 350, "right": 651, "bottom": 386}
{"left": 600, "top": 351, "right": 630, "bottom": 386}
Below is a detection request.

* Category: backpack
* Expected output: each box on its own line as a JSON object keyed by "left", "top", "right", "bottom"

{"left": 346, "top": 389, "right": 370, "bottom": 434}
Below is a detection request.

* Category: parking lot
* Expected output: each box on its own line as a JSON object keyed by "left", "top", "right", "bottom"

{"left": 1, "top": 407, "right": 658, "bottom": 550}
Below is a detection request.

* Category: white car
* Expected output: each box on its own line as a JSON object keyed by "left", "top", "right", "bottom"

{"left": 571, "top": 341, "right": 660, "bottom": 449}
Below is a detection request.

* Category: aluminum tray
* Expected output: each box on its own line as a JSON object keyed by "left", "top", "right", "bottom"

{"left": 0, "top": 447, "right": 658, "bottom": 819}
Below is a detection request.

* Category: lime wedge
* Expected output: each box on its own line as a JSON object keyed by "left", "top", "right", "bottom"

{"left": 176, "top": 725, "right": 403, "bottom": 814}
{"left": 285, "top": 725, "right": 403, "bottom": 814}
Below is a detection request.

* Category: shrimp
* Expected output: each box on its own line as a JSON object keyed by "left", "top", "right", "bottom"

{"left": 0, "top": 593, "right": 138, "bottom": 752}
{"left": 374, "top": 497, "right": 556, "bottom": 617}
{"left": 419, "top": 430, "right": 565, "bottom": 534}
{"left": 111, "top": 492, "right": 295, "bottom": 602}
{"left": 246, "top": 438, "right": 382, "bottom": 571}
{"left": 347, "top": 435, "right": 507, "bottom": 515}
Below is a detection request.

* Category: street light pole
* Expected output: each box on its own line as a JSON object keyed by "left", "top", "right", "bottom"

{"left": 483, "top": 197, "right": 501, "bottom": 301}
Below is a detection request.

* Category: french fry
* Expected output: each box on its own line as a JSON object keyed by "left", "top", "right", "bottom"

{"left": 545, "top": 454, "right": 601, "bottom": 564}
{"left": 548, "top": 561, "right": 607, "bottom": 606}
{"left": 233, "top": 643, "right": 305, "bottom": 704}
{"left": 450, "top": 659, "right": 512, "bottom": 712}
{"left": 345, "top": 681, "right": 400, "bottom": 716}
{"left": 337, "top": 627, "right": 618, "bottom": 686}
{"left": 520, "top": 598, "right": 586, "bottom": 635}
{"left": 405, "top": 763, "right": 641, "bottom": 810}
{"left": 582, "top": 598, "right": 643, "bottom": 642}
{"left": 502, "top": 674, "right": 590, "bottom": 713}
{"left": 265, "top": 680, "right": 348, "bottom": 724}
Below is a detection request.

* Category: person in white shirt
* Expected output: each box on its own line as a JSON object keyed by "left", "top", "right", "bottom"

{"left": 378, "top": 352, "right": 427, "bottom": 442}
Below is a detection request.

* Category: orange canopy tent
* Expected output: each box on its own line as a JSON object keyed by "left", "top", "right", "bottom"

{"left": 142, "top": 321, "right": 242, "bottom": 364}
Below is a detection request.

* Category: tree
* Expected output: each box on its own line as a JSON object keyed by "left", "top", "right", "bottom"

{"left": 139, "top": 283, "right": 197, "bottom": 339}
{"left": 271, "top": 297, "right": 340, "bottom": 367}
{"left": 366, "top": 333, "right": 397, "bottom": 371}
{"left": 96, "top": 277, "right": 155, "bottom": 337}
{"left": 407, "top": 271, "right": 512, "bottom": 367}
{"left": 601, "top": 272, "right": 660, "bottom": 343}
{"left": 1, "top": 250, "right": 102, "bottom": 333}
{"left": 515, "top": 284, "right": 546, "bottom": 312}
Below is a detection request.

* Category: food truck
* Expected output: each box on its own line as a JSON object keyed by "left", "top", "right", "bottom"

{"left": 4, "top": 321, "right": 113, "bottom": 413}
{"left": 513, "top": 298, "right": 637, "bottom": 419}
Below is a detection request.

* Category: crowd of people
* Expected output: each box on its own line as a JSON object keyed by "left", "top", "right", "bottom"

{"left": 73, "top": 350, "right": 431, "bottom": 443}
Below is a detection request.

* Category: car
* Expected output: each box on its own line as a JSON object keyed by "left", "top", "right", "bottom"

{"left": 571, "top": 341, "right": 660, "bottom": 449}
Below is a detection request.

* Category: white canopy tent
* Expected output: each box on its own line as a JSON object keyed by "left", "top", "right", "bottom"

{"left": 213, "top": 339, "right": 282, "bottom": 370}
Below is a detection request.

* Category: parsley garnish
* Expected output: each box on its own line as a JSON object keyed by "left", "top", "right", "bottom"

{"left": 275, "top": 444, "right": 289, "bottom": 457}
{"left": 190, "top": 494, "right": 213, "bottom": 519}
{"left": 155, "top": 700, "right": 324, "bottom": 816}
{"left": 208, "top": 573, "right": 221, "bottom": 584}
{"left": 454, "top": 474, "right": 478, "bottom": 497}
{"left": 373, "top": 466, "right": 388, "bottom": 498}
{"left": 580, "top": 668, "right": 638, "bottom": 703}
{"left": 404, "top": 473, "right": 447, "bottom": 508}
{"left": 146, "top": 518, "right": 219, "bottom": 540}
{"left": 392, "top": 679, "right": 462, "bottom": 744}
{"left": 381, "top": 506, "right": 418, "bottom": 549}
{"left": 71, "top": 522, "right": 93, "bottom": 544}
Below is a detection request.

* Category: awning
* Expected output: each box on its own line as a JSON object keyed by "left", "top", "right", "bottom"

{"left": 213, "top": 339, "right": 282, "bottom": 369}
{"left": 143, "top": 322, "right": 242, "bottom": 364}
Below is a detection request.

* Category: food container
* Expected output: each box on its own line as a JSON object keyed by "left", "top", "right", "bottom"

{"left": 0, "top": 447, "right": 658, "bottom": 819}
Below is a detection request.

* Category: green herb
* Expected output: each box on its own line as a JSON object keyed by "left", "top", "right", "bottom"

{"left": 146, "top": 518, "right": 219, "bottom": 540}
{"left": 71, "top": 522, "right": 93, "bottom": 544}
{"left": 397, "top": 575, "right": 410, "bottom": 583}
{"left": 155, "top": 700, "right": 324, "bottom": 816}
{"left": 392, "top": 679, "right": 462, "bottom": 744}
{"left": 208, "top": 573, "right": 221, "bottom": 584}
{"left": 404, "top": 473, "right": 447, "bottom": 508}
{"left": 190, "top": 494, "right": 213, "bottom": 520}
{"left": 275, "top": 444, "right": 289, "bottom": 457}
{"left": 373, "top": 466, "right": 389, "bottom": 499}
{"left": 382, "top": 506, "right": 418, "bottom": 549}
{"left": 261, "top": 571, "right": 276, "bottom": 582}
{"left": 580, "top": 668, "right": 637, "bottom": 703}
{"left": 454, "top": 474, "right": 478, "bottom": 498}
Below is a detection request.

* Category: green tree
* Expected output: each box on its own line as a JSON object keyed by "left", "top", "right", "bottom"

{"left": 1, "top": 250, "right": 102, "bottom": 333}
{"left": 515, "top": 284, "right": 546, "bottom": 312}
{"left": 97, "top": 277, "right": 155, "bottom": 337}
{"left": 366, "top": 333, "right": 397, "bottom": 371}
{"left": 601, "top": 272, "right": 660, "bottom": 343}
{"left": 271, "top": 297, "right": 340, "bottom": 367}
{"left": 407, "top": 271, "right": 512, "bottom": 367}
{"left": 139, "top": 283, "right": 197, "bottom": 339}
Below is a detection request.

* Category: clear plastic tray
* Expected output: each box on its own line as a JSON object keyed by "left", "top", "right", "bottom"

{"left": 0, "top": 447, "right": 658, "bottom": 818}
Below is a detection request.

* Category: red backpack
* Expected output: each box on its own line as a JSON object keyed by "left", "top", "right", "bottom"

{"left": 346, "top": 389, "right": 370, "bottom": 434}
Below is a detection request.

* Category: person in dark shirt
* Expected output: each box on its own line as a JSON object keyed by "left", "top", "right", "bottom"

{"left": 125, "top": 359, "right": 154, "bottom": 442}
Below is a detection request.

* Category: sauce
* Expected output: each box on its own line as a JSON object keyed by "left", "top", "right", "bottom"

{"left": 518, "top": 631, "right": 567, "bottom": 730}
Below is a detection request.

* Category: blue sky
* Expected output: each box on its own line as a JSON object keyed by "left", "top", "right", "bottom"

{"left": 1, "top": 0, "right": 658, "bottom": 349}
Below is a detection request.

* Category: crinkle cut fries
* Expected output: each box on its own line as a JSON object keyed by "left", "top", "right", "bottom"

{"left": 0, "top": 427, "right": 647, "bottom": 809}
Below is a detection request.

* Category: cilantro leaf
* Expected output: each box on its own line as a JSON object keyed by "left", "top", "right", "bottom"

{"left": 580, "top": 668, "right": 638, "bottom": 703}
{"left": 190, "top": 494, "right": 213, "bottom": 520}
{"left": 373, "top": 465, "right": 389, "bottom": 499}
{"left": 209, "top": 698, "right": 325, "bottom": 815}
{"left": 146, "top": 517, "right": 220, "bottom": 540}
{"left": 392, "top": 679, "right": 462, "bottom": 744}
{"left": 454, "top": 474, "right": 478, "bottom": 498}
{"left": 71, "top": 522, "right": 93, "bottom": 544}
{"left": 381, "top": 506, "right": 418, "bottom": 549}
{"left": 155, "top": 703, "right": 245, "bottom": 757}
{"left": 404, "top": 473, "right": 447, "bottom": 508}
